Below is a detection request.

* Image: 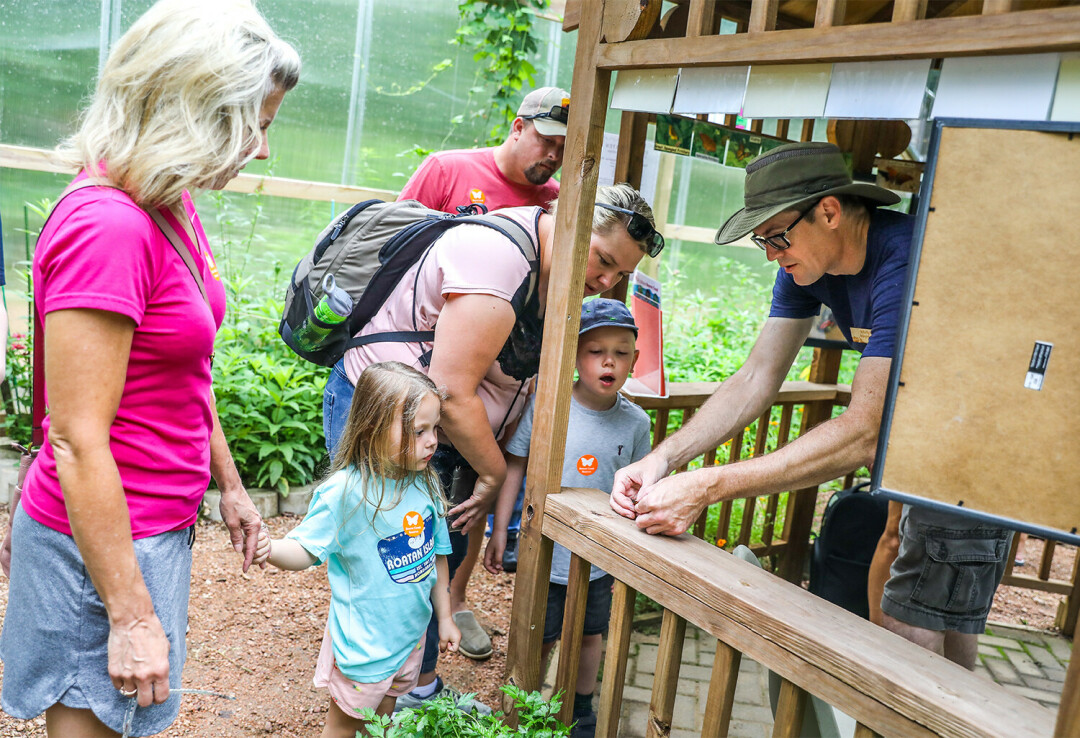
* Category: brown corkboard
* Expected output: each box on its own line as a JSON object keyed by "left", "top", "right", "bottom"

{"left": 880, "top": 125, "right": 1080, "bottom": 535}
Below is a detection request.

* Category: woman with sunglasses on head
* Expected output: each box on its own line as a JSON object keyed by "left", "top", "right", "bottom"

{"left": 322, "top": 181, "right": 662, "bottom": 711}
{"left": 0, "top": 1, "right": 300, "bottom": 735}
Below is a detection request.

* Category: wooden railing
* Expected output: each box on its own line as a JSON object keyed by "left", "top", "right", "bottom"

{"left": 624, "top": 380, "right": 851, "bottom": 582}
{"left": 544, "top": 488, "right": 1056, "bottom": 737}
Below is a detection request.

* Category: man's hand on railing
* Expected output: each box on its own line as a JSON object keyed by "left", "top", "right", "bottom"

{"left": 610, "top": 453, "right": 669, "bottom": 520}
{"left": 633, "top": 470, "right": 709, "bottom": 537}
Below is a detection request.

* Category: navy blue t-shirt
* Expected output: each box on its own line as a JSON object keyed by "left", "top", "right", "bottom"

{"left": 769, "top": 209, "right": 913, "bottom": 359}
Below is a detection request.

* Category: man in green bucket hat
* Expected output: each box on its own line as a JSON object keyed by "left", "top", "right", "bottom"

{"left": 611, "top": 141, "right": 1011, "bottom": 669}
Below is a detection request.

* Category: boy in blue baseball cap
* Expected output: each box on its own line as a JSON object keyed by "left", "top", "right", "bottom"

{"left": 484, "top": 298, "right": 652, "bottom": 737}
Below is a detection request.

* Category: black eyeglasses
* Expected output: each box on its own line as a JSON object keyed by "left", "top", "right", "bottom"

{"left": 595, "top": 202, "right": 665, "bottom": 258}
{"left": 749, "top": 201, "right": 817, "bottom": 251}
{"left": 522, "top": 104, "right": 569, "bottom": 126}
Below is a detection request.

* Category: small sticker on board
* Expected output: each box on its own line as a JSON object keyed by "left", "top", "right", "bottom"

{"left": 1024, "top": 341, "right": 1053, "bottom": 391}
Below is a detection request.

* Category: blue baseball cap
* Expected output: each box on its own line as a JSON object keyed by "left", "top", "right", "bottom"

{"left": 579, "top": 298, "right": 637, "bottom": 337}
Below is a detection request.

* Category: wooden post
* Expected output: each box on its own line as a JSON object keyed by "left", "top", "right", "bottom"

{"left": 892, "top": 0, "right": 928, "bottom": 22}
{"left": 701, "top": 641, "right": 742, "bottom": 738}
{"left": 1055, "top": 634, "right": 1080, "bottom": 737}
{"left": 814, "top": 0, "right": 847, "bottom": 28}
{"left": 597, "top": 580, "right": 637, "bottom": 738}
{"left": 645, "top": 609, "right": 687, "bottom": 738}
{"left": 504, "top": 0, "right": 611, "bottom": 715}
{"left": 772, "top": 677, "right": 809, "bottom": 737}
{"left": 749, "top": 0, "right": 779, "bottom": 32}
{"left": 556, "top": 554, "right": 592, "bottom": 726}
{"left": 778, "top": 347, "right": 842, "bottom": 582}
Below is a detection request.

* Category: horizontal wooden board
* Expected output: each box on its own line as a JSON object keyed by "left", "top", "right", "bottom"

{"left": 0, "top": 143, "right": 396, "bottom": 204}
{"left": 622, "top": 380, "right": 849, "bottom": 410}
{"left": 543, "top": 488, "right": 1055, "bottom": 737}
{"left": 596, "top": 6, "right": 1080, "bottom": 69}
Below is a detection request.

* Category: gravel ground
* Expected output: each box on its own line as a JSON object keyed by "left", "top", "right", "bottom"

{"left": 0, "top": 509, "right": 1071, "bottom": 736}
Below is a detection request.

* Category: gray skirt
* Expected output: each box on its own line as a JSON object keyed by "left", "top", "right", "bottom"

{"left": 1, "top": 506, "right": 193, "bottom": 736}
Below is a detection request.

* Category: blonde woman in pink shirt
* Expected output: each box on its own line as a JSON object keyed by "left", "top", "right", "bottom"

{"left": 0, "top": 2, "right": 299, "bottom": 735}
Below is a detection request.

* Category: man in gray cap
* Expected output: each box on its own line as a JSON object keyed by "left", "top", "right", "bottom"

{"left": 610, "top": 141, "right": 1010, "bottom": 669}
{"left": 398, "top": 86, "right": 569, "bottom": 213}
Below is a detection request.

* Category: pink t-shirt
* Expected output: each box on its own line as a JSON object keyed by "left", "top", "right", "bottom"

{"left": 22, "top": 177, "right": 226, "bottom": 539}
{"left": 343, "top": 207, "right": 541, "bottom": 440}
{"left": 398, "top": 148, "right": 559, "bottom": 214}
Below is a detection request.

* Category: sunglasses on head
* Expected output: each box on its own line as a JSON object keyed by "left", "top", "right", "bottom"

{"left": 522, "top": 104, "right": 569, "bottom": 126}
{"left": 595, "top": 202, "right": 665, "bottom": 258}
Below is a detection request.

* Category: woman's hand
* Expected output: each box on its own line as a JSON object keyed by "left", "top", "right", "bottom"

{"left": 447, "top": 475, "right": 500, "bottom": 534}
{"left": 109, "top": 613, "right": 171, "bottom": 707}
{"left": 218, "top": 487, "right": 264, "bottom": 572}
{"left": 438, "top": 615, "right": 461, "bottom": 654}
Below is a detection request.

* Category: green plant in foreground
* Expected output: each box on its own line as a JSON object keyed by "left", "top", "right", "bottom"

{"left": 359, "top": 686, "right": 570, "bottom": 737}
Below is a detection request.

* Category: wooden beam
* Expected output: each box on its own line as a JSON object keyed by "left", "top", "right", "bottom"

{"left": 982, "top": 0, "right": 1018, "bottom": 14}
{"left": 595, "top": 7, "right": 1080, "bottom": 69}
{"left": 700, "top": 641, "right": 741, "bottom": 737}
{"left": 1056, "top": 635, "right": 1080, "bottom": 737}
{"left": 0, "top": 143, "right": 397, "bottom": 204}
{"left": 597, "top": 580, "right": 636, "bottom": 738}
{"left": 814, "top": 0, "right": 847, "bottom": 28}
{"left": 687, "top": 0, "right": 718, "bottom": 36}
{"left": 505, "top": 0, "right": 611, "bottom": 711}
{"left": 646, "top": 609, "right": 687, "bottom": 738}
{"left": 772, "top": 677, "right": 809, "bottom": 736}
{"left": 543, "top": 489, "right": 1056, "bottom": 737}
{"left": 748, "top": 0, "right": 780, "bottom": 32}
{"left": 891, "top": 0, "right": 929, "bottom": 22}
{"left": 556, "top": 554, "right": 592, "bottom": 726}
{"left": 623, "top": 380, "right": 847, "bottom": 411}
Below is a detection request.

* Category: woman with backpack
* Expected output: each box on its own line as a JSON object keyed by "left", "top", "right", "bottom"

{"left": 0, "top": 2, "right": 300, "bottom": 735}
{"left": 321, "top": 182, "right": 663, "bottom": 710}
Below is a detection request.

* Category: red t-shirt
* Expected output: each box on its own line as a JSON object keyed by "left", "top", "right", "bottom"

{"left": 23, "top": 177, "right": 226, "bottom": 538}
{"left": 398, "top": 148, "right": 559, "bottom": 213}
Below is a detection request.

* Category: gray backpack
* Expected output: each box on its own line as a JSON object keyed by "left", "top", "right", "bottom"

{"left": 279, "top": 199, "right": 541, "bottom": 377}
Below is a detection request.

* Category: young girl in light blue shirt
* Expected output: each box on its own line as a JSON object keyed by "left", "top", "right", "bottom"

{"left": 256, "top": 362, "right": 459, "bottom": 738}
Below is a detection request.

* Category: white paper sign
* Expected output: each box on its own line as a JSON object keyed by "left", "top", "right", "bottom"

{"left": 611, "top": 69, "right": 679, "bottom": 114}
{"left": 932, "top": 54, "right": 1059, "bottom": 120}
{"left": 672, "top": 66, "right": 749, "bottom": 114}
{"left": 743, "top": 63, "right": 832, "bottom": 119}
{"left": 597, "top": 132, "right": 660, "bottom": 208}
{"left": 825, "top": 60, "right": 932, "bottom": 119}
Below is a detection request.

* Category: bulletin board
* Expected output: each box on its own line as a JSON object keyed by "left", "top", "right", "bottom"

{"left": 872, "top": 119, "right": 1080, "bottom": 543}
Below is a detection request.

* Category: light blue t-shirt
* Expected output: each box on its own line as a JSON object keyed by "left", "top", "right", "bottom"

{"left": 286, "top": 468, "right": 451, "bottom": 681}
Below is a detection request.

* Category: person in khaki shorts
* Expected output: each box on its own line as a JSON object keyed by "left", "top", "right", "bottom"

{"left": 608, "top": 141, "right": 1011, "bottom": 669}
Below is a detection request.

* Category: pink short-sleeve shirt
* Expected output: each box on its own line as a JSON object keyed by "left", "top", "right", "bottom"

{"left": 343, "top": 207, "right": 541, "bottom": 439}
{"left": 22, "top": 177, "right": 226, "bottom": 539}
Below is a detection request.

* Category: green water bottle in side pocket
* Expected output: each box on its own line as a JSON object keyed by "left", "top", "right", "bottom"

{"left": 293, "top": 274, "right": 353, "bottom": 351}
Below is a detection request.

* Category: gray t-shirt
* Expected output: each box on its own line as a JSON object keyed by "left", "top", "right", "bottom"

{"left": 506, "top": 392, "right": 652, "bottom": 584}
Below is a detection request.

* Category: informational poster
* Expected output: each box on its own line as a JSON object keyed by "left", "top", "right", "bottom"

{"left": 654, "top": 114, "right": 694, "bottom": 155}
{"left": 623, "top": 271, "right": 666, "bottom": 398}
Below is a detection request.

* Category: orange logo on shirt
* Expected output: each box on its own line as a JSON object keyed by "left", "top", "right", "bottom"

{"left": 469, "top": 189, "right": 486, "bottom": 205}
{"left": 402, "top": 511, "right": 424, "bottom": 537}
{"left": 577, "top": 455, "right": 598, "bottom": 476}
{"left": 203, "top": 248, "right": 221, "bottom": 281}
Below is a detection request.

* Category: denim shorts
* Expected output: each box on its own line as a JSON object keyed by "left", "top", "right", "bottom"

{"left": 881, "top": 505, "right": 1012, "bottom": 634}
{"left": 0, "top": 506, "right": 193, "bottom": 736}
{"left": 544, "top": 574, "right": 614, "bottom": 644}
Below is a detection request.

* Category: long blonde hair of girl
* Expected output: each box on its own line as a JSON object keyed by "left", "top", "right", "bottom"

{"left": 331, "top": 362, "right": 447, "bottom": 525}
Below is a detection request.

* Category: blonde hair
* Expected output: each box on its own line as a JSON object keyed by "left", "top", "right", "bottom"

{"left": 549, "top": 183, "right": 657, "bottom": 254}
{"left": 332, "top": 362, "right": 447, "bottom": 528}
{"left": 57, "top": 0, "right": 301, "bottom": 207}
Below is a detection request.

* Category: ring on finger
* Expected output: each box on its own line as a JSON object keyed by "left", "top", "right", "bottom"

{"left": 120, "top": 687, "right": 137, "bottom": 697}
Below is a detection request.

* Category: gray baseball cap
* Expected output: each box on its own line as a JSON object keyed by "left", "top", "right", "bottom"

{"left": 580, "top": 298, "right": 637, "bottom": 337}
{"left": 517, "top": 87, "right": 570, "bottom": 137}
{"left": 714, "top": 142, "right": 900, "bottom": 245}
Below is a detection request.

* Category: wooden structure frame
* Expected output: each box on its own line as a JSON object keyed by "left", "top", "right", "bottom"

{"left": 508, "top": 1, "right": 1080, "bottom": 735}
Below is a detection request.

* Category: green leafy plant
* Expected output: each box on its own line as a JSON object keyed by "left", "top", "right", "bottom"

{"left": 359, "top": 686, "right": 571, "bottom": 737}
{"left": 453, "top": 0, "right": 549, "bottom": 146}
{"left": 3, "top": 332, "right": 33, "bottom": 446}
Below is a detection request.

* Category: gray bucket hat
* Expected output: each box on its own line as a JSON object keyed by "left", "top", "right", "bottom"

{"left": 714, "top": 142, "right": 901, "bottom": 245}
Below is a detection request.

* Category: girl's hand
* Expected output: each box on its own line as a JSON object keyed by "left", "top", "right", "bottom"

{"left": 438, "top": 615, "right": 461, "bottom": 654}
{"left": 483, "top": 528, "right": 507, "bottom": 575}
{"left": 252, "top": 527, "right": 271, "bottom": 567}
